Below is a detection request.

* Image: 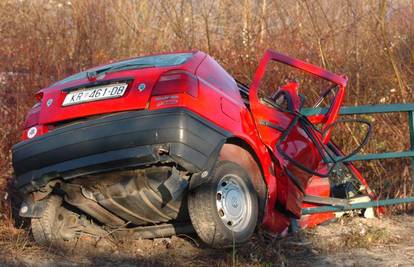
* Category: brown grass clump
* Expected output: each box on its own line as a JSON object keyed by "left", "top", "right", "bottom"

{"left": 341, "top": 222, "right": 391, "bottom": 249}
{"left": 0, "top": 222, "right": 43, "bottom": 265}
{"left": 307, "top": 216, "right": 399, "bottom": 254}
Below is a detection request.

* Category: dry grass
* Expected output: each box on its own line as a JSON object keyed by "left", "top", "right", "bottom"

{"left": 0, "top": 223, "right": 44, "bottom": 266}
{"left": 307, "top": 216, "right": 397, "bottom": 253}
{"left": 0, "top": 223, "right": 312, "bottom": 266}
{"left": 341, "top": 223, "right": 391, "bottom": 249}
{"left": 0, "top": 216, "right": 412, "bottom": 266}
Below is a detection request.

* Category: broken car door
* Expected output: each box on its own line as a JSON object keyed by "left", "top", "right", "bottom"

{"left": 248, "top": 50, "right": 347, "bottom": 217}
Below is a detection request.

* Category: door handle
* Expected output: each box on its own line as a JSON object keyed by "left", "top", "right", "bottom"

{"left": 259, "top": 120, "right": 285, "bottom": 132}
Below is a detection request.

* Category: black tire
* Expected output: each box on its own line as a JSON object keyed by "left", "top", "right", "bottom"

{"left": 188, "top": 160, "right": 258, "bottom": 248}
{"left": 31, "top": 195, "right": 76, "bottom": 247}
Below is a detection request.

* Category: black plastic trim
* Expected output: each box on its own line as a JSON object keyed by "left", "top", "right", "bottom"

{"left": 62, "top": 77, "right": 135, "bottom": 93}
{"left": 259, "top": 120, "right": 286, "bottom": 132}
{"left": 12, "top": 108, "right": 231, "bottom": 192}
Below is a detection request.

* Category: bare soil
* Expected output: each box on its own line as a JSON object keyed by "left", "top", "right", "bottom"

{"left": 0, "top": 214, "right": 413, "bottom": 267}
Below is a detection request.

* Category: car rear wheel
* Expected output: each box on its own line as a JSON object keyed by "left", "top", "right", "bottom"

{"left": 31, "top": 195, "right": 78, "bottom": 248}
{"left": 188, "top": 161, "right": 258, "bottom": 248}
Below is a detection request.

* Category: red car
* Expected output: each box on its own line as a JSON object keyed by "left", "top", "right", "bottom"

{"left": 12, "top": 50, "right": 373, "bottom": 248}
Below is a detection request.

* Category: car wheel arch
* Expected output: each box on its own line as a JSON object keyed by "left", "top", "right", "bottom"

{"left": 217, "top": 138, "right": 267, "bottom": 223}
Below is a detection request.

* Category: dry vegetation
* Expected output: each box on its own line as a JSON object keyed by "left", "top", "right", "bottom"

{"left": 0, "top": 214, "right": 412, "bottom": 266}
{"left": 0, "top": 0, "right": 414, "bottom": 265}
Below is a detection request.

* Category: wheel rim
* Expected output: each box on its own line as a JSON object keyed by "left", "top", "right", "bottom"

{"left": 216, "top": 174, "right": 252, "bottom": 232}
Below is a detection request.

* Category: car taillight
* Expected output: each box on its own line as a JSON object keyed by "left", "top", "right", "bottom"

{"left": 24, "top": 92, "right": 43, "bottom": 128}
{"left": 35, "top": 91, "right": 43, "bottom": 102}
{"left": 151, "top": 70, "right": 198, "bottom": 97}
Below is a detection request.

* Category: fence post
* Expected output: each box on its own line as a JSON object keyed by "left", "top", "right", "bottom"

{"left": 409, "top": 111, "right": 414, "bottom": 184}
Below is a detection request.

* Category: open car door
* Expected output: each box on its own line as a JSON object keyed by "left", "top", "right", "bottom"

{"left": 248, "top": 50, "right": 348, "bottom": 217}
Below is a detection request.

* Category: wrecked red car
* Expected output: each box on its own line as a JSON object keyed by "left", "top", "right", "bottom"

{"left": 12, "top": 50, "right": 374, "bottom": 248}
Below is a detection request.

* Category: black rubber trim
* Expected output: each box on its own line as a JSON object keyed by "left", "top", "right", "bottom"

{"left": 12, "top": 108, "right": 231, "bottom": 191}
{"left": 259, "top": 120, "right": 286, "bottom": 132}
{"left": 62, "top": 77, "right": 135, "bottom": 93}
{"left": 188, "top": 139, "right": 226, "bottom": 190}
{"left": 270, "top": 90, "right": 294, "bottom": 111}
{"left": 284, "top": 168, "right": 305, "bottom": 193}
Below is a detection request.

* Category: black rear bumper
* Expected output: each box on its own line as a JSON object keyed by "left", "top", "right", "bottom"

{"left": 12, "top": 108, "right": 230, "bottom": 192}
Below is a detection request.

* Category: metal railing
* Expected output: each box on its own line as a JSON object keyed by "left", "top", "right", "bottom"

{"left": 300, "top": 103, "right": 414, "bottom": 214}
{"left": 302, "top": 103, "right": 414, "bottom": 180}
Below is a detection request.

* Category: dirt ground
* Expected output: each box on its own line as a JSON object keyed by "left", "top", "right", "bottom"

{"left": 0, "top": 214, "right": 413, "bottom": 267}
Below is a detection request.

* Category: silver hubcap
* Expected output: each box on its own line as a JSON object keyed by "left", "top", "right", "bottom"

{"left": 216, "top": 174, "right": 252, "bottom": 232}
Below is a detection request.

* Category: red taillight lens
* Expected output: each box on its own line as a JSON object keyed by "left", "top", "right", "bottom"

{"left": 35, "top": 91, "right": 43, "bottom": 102}
{"left": 24, "top": 104, "right": 41, "bottom": 128}
{"left": 152, "top": 70, "right": 198, "bottom": 97}
{"left": 24, "top": 92, "right": 43, "bottom": 128}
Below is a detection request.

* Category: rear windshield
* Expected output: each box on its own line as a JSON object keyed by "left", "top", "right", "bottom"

{"left": 52, "top": 52, "right": 194, "bottom": 86}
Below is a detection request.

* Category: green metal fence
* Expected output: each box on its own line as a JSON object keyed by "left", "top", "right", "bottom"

{"left": 300, "top": 103, "right": 414, "bottom": 214}
{"left": 302, "top": 103, "right": 414, "bottom": 182}
{"left": 302, "top": 197, "right": 414, "bottom": 215}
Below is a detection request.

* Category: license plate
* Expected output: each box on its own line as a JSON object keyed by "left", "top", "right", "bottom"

{"left": 62, "top": 83, "right": 128, "bottom": 106}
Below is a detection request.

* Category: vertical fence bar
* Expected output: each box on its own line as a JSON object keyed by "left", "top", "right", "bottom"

{"left": 408, "top": 111, "right": 414, "bottom": 184}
